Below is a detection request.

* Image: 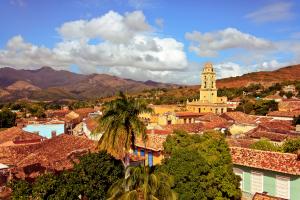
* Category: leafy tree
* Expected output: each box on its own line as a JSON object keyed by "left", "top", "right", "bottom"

{"left": 253, "top": 100, "right": 278, "bottom": 116}
{"left": 9, "top": 180, "right": 32, "bottom": 200}
{"left": 282, "top": 138, "right": 300, "bottom": 153}
{"left": 108, "top": 166, "right": 176, "bottom": 200}
{"left": 156, "top": 130, "right": 241, "bottom": 200}
{"left": 97, "top": 92, "right": 153, "bottom": 166}
{"left": 0, "top": 109, "right": 16, "bottom": 128}
{"left": 10, "top": 151, "right": 124, "bottom": 200}
{"left": 236, "top": 101, "right": 254, "bottom": 114}
{"left": 250, "top": 139, "right": 281, "bottom": 152}
{"left": 26, "top": 104, "right": 46, "bottom": 118}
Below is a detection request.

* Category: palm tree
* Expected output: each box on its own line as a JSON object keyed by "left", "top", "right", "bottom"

{"left": 107, "top": 166, "right": 177, "bottom": 200}
{"left": 96, "top": 92, "right": 153, "bottom": 167}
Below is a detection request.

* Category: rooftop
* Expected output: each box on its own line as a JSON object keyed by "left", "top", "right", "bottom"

{"left": 230, "top": 147, "right": 300, "bottom": 175}
{"left": 252, "top": 192, "right": 287, "bottom": 200}
{"left": 175, "top": 112, "right": 202, "bottom": 117}
{"left": 220, "top": 111, "right": 257, "bottom": 124}
{"left": 135, "top": 131, "right": 170, "bottom": 151}
{"left": 16, "top": 134, "right": 96, "bottom": 172}
{"left": 0, "top": 127, "right": 44, "bottom": 145}
{"left": 267, "top": 110, "right": 300, "bottom": 118}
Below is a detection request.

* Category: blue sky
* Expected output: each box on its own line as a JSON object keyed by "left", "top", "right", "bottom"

{"left": 0, "top": 0, "right": 300, "bottom": 84}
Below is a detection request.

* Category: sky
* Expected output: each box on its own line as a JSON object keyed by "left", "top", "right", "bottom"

{"left": 0, "top": 0, "right": 300, "bottom": 84}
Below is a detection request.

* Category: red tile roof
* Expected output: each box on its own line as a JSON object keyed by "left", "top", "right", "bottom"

{"left": 135, "top": 132, "right": 169, "bottom": 151}
{"left": 0, "top": 127, "right": 44, "bottom": 145}
{"left": 74, "top": 108, "right": 95, "bottom": 118}
{"left": 252, "top": 193, "right": 287, "bottom": 200}
{"left": 0, "top": 143, "right": 41, "bottom": 166}
{"left": 267, "top": 110, "right": 300, "bottom": 118}
{"left": 45, "top": 109, "right": 70, "bottom": 118}
{"left": 17, "top": 134, "right": 96, "bottom": 171}
{"left": 175, "top": 112, "right": 202, "bottom": 117}
{"left": 246, "top": 131, "right": 297, "bottom": 142}
{"left": 230, "top": 147, "right": 300, "bottom": 175}
{"left": 220, "top": 112, "right": 257, "bottom": 124}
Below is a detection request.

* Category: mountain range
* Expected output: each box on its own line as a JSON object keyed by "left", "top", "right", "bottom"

{"left": 0, "top": 64, "right": 299, "bottom": 101}
{"left": 0, "top": 67, "right": 176, "bottom": 101}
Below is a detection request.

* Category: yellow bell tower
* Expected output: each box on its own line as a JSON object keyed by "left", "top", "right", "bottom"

{"left": 186, "top": 62, "right": 227, "bottom": 114}
{"left": 200, "top": 62, "right": 218, "bottom": 103}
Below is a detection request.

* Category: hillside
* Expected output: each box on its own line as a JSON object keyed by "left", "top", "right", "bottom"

{"left": 0, "top": 64, "right": 299, "bottom": 101}
{"left": 0, "top": 67, "right": 176, "bottom": 101}
{"left": 216, "top": 64, "right": 300, "bottom": 88}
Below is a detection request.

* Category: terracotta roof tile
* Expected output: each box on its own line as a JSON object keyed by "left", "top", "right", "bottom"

{"left": 220, "top": 111, "right": 256, "bottom": 124}
{"left": 252, "top": 193, "right": 287, "bottom": 200}
{"left": 17, "top": 134, "right": 96, "bottom": 171}
{"left": 0, "top": 127, "right": 44, "bottom": 145}
{"left": 175, "top": 112, "right": 202, "bottom": 117}
{"left": 230, "top": 147, "right": 300, "bottom": 175}
{"left": 267, "top": 110, "right": 300, "bottom": 118}
{"left": 135, "top": 131, "right": 170, "bottom": 151}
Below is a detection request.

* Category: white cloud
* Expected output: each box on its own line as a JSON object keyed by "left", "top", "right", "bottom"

{"left": 245, "top": 2, "right": 294, "bottom": 24}
{"left": 185, "top": 28, "right": 274, "bottom": 57}
{"left": 0, "top": 10, "right": 188, "bottom": 82}
{"left": 58, "top": 10, "right": 151, "bottom": 43}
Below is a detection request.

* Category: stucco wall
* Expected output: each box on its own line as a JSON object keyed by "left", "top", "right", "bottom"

{"left": 234, "top": 165, "right": 300, "bottom": 200}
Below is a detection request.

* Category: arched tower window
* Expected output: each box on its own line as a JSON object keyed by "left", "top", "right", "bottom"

{"left": 204, "top": 82, "right": 206, "bottom": 88}
{"left": 212, "top": 81, "right": 214, "bottom": 88}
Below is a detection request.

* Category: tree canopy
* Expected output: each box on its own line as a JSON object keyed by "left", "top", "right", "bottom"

{"left": 156, "top": 130, "right": 241, "bottom": 200}
{"left": 250, "top": 139, "right": 281, "bottom": 152}
{"left": 97, "top": 92, "right": 152, "bottom": 160}
{"left": 0, "top": 109, "right": 16, "bottom": 128}
{"left": 10, "top": 151, "right": 124, "bottom": 200}
{"left": 108, "top": 166, "right": 177, "bottom": 200}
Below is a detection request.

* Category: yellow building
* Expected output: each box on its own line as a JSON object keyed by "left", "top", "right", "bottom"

{"left": 187, "top": 62, "right": 227, "bottom": 114}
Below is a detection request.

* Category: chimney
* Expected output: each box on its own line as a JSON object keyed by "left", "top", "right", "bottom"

{"left": 51, "top": 131, "right": 57, "bottom": 138}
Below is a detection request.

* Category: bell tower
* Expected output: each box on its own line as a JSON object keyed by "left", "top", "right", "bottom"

{"left": 200, "top": 62, "right": 217, "bottom": 103}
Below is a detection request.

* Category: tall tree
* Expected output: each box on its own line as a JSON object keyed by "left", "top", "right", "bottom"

{"left": 97, "top": 92, "right": 153, "bottom": 165}
{"left": 107, "top": 166, "right": 177, "bottom": 200}
{"left": 157, "top": 130, "right": 241, "bottom": 200}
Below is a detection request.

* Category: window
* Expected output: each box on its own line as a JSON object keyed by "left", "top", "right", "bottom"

{"left": 198, "top": 108, "right": 201, "bottom": 113}
{"left": 251, "top": 171, "right": 263, "bottom": 194}
{"left": 184, "top": 119, "right": 187, "bottom": 124}
{"left": 276, "top": 175, "right": 290, "bottom": 199}
{"left": 233, "top": 168, "right": 243, "bottom": 190}
{"left": 221, "top": 108, "right": 224, "bottom": 114}
{"left": 212, "top": 81, "right": 214, "bottom": 87}
{"left": 134, "top": 148, "right": 138, "bottom": 155}
{"left": 204, "top": 82, "right": 206, "bottom": 88}
{"left": 140, "top": 149, "right": 145, "bottom": 156}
